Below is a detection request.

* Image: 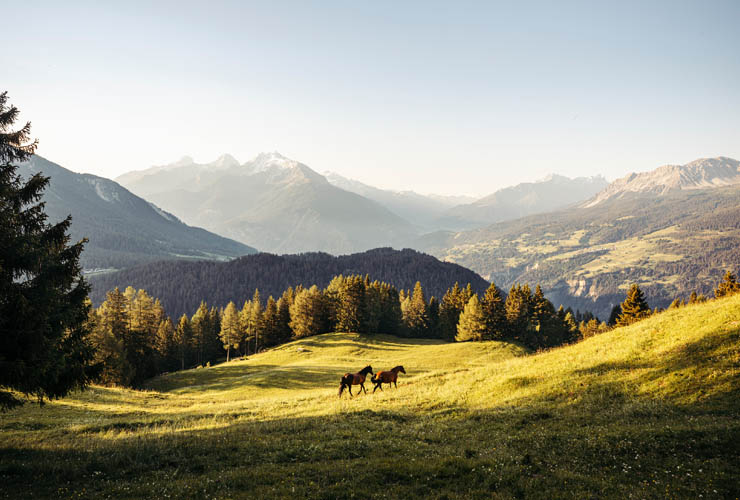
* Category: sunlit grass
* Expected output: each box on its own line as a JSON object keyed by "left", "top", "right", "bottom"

{"left": 2, "top": 295, "right": 739, "bottom": 498}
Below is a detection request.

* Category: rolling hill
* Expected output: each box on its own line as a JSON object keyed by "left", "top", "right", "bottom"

{"left": 17, "top": 155, "right": 256, "bottom": 271}
{"left": 116, "top": 153, "right": 417, "bottom": 254}
{"left": 87, "top": 247, "right": 491, "bottom": 318}
{"left": 3, "top": 290, "right": 739, "bottom": 498}
{"left": 421, "top": 157, "right": 740, "bottom": 319}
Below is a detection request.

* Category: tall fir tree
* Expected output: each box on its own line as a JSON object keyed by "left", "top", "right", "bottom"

{"left": 480, "top": 283, "right": 506, "bottom": 340}
{"left": 219, "top": 302, "right": 240, "bottom": 362}
{"left": 616, "top": 284, "right": 651, "bottom": 327}
{"left": 404, "top": 281, "right": 429, "bottom": 337}
{"left": 456, "top": 295, "right": 487, "bottom": 342}
{"left": 289, "top": 285, "right": 325, "bottom": 338}
{"left": 174, "top": 314, "right": 192, "bottom": 371}
{"left": 715, "top": 270, "right": 740, "bottom": 298}
{"left": 261, "top": 296, "right": 281, "bottom": 347}
{"left": 0, "top": 90, "right": 97, "bottom": 408}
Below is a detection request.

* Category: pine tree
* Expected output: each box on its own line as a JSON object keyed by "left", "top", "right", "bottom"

{"left": 427, "top": 296, "right": 440, "bottom": 338}
{"left": 404, "top": 281, "right": 429, "bottom": 337}
{"left": 219, "top": 302, "right": 240, "bottom": 362}
{"left": 480, "top": 283, "right": 506, "bottom": 340}
{"left": 89, "top": 306, "right": 133, "bottom": 386}
{"left": 289, "top": 285, "right": 325, "bottom": 338}
{"left": 261, "top": 296, "right": 281, "bottom": 347}
{"left": 505, "top": 284, "right": 531, "bottom": 341}
{"left": 248, "top": 290, "right": 264, "bottom": 353}
{"left": 191, "top": 302, "right": 210, "bottom": 366}
{"left": 607, "top": 304, "right": 622, "bottom": 326}
{"left": 0, "top": 91, "right": 96, "bottom": 408}
{"left": 456, "top": 295, "right": 487, "bottom": 342}
{"left": 714, "top": 270, "right": 740, "bottom": 298}
{"left": 616, "top": 284, "right": 651, "bottom": 327}
{"left": 174, "top": 314, "right": 192, "bottom": 371}
{"left": 154, "top": 317, "right": 177, "bottom": 372}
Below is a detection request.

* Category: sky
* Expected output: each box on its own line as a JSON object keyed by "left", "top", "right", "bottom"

{"left": 3, "top": 0, "right": 740, "bottom": 196}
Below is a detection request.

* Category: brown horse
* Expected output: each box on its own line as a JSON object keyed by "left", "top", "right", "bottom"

{"left": 338, "top": 365, "right": 374, "bottom": 397}
{"left": 371, "top": 365, "right": 406, "bottom": 393}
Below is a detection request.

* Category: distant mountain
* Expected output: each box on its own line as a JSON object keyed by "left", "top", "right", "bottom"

{"left": 419, "top": 158, "right": 740, "bottom": 319}
{"left": 438, "top": 174, "right": 608, "bottom": 229}
{"left": 18, "top": 156, "right": 256, "bottom": 271}
{"left": 117, "top": 153, "right": 417, "bottom": 254}
{"left": 324, "top": 171, "right": 474, "bottom": 230}
{"left": 88, "top": 248, "right": 491, "bottom": 319}
{"left": 582, "top": 157, "right": 740, "bottom": 207}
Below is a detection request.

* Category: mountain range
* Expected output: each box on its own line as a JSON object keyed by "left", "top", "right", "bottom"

{"left": 117, "top": 152, "right": 612, "bottom": 252}
{"left": 117, "top": 153, "right": 415, "bottom": 254}
{"left": 421, "top": 156, "right": 740, "bottom": 318}
{"left": 18, "top": 156, "right": 256, "bottom": 271}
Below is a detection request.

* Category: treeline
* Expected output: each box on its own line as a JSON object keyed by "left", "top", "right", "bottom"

{"left": 89, "top": 269, "right": 740, "bottom": 387}
{"left": 87, "top": 248, "right": 491, "bottom": 319}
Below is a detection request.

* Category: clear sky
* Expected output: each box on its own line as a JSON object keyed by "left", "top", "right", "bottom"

{"left": 4, "top": 1, "right": 740, "bottom": 196}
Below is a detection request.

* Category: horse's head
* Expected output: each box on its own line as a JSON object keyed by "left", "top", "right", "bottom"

{"left": 361, "top": 365, "right": 373, "bottom": 376}
{"left": 398, "top": 365, "right": 406, "bottom": 374}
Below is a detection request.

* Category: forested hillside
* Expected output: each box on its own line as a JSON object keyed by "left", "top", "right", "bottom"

{"left": 17, "top": 155, "right": 256, "bottom": 270}
{"left": 422, "top": 183, "right": 740, "bottom": 318}
{"left": 88, "top": 248, "right": 490, "bottom": 318}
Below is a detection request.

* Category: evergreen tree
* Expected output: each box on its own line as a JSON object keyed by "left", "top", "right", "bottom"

{"left": 333, "top": 275, "right": 366, "bottom": 333}
{"left": 427, "top": 296, "right": 440, "bottom": 338}
{"left": 456, "top": 295, "right": 487, "bottom": 342}
{"left": 714, "top": 270, "right": 740, "bottom": 298}
{"left": 219, "top": 302, "right": 240, "bottom": 362}
{"left": 378, "top": 283, "right": 402, "bottom": 335}
{"left": 0, "top": 91, "right": 96, "bottom": 408}
{"left": 505, "top": 284, "right": 531, "bottom": 341}
{"left": 261, "top": 296, "right": 281, "bottom": 347}
{"left": 363, "top": 281, "right": 384, "bottom": 333}
{"left": 248, "top": 290, "right": 264, "bottom": 353}
{"left": 276, "top": 293, "right": 293, "bottom": 343}
{"left": 191, "top": 302, "right": 211, "bottom": 366}
{"left": 289, "top": 285, "right": 325, "bottom": 338}
{"left": 89, "top": 306, "right": 133, "bottom": 386}
{"left": 480, "top": 283, "right": 506, "bottom": 340}
{"left": 404, "top": 281, "right": 429, "bottom": 337}
{"left": 616, "top": 284, "right": 651, "bottom": 327}
{"left": 439, "top": 282, "right": 472, "bottom": 341}
{"left": 174, "top": 314, "right": 192, "bottom": 371}
{"left": 154, "top": 317, "right": 177, "bottom": 372}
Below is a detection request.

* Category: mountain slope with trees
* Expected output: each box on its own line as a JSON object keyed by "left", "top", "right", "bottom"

{"left": 17, "top": 155, "right": 256, "bottom": 271}
{"left": 88, "top": 248, "right": 491, "bottom": 319}
{"left": 419, "top": 157, "right": 740, "bottom": 319}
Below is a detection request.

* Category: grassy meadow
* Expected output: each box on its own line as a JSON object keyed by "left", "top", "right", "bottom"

{"left": 2, "top": 295, "right": 740, "bottom": 499}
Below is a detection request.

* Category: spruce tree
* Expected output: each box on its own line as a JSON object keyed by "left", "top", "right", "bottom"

{"left": 219, "top": 302, "right": 240, "bottom": 362}
{"left": 404, "top": 281, "right": 429, "bottom": 337}
{"left": 456, "top": 295, "right": 487, "bottom": 342}
{"left": 248, "top": 290, "right": 264, "bottom": 353}
{"left": 714, "top": 270, "right": 740, "bottom": 298}
{"left": 505, "top": 284, "right": 531, "bottom": 341}
{"left": 289, "top": 285, "right": 325, "bottom": 338}
{"left": 261, "top": 296, "right": 281, "bottom": 347}
{"left": 480, "top": 283, "right": 506, "bottom": 340}
{"left": 0, "top": 91, "right": 96, "bottom": 408}
{"left": 616, "top": 284, "right": 651, "bottom": 327}
{"left": 174, "top": 314, "right": 192, "bottom": 370}
{"left": 154, "top": 317, "right": 177, "bottom": 372}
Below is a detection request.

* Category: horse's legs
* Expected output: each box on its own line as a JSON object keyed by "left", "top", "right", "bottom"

{"left": 360, "top": 382, "right": 368, "bottom": 394}
{"left": 394, "top": 379, "right": 397, "bottom": 388}
{"left": 348, "top": 385, "right": 354, "bottom": 397}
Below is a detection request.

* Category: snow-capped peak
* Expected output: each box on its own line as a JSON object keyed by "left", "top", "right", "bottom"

{"left": 246, "top": 151, "right": 299, "bottom": 173}
{"left": 207, "top": 154, "right": 240, "bottom": 170}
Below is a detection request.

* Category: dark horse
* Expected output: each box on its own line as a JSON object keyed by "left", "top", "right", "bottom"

{"left": 338, "top": 365, "right": 373, "bottom": 397}
{"left": 371, "top": 365, "right": 406, "bottom": 393}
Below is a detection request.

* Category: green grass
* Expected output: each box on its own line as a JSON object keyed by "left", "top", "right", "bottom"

{"left": 2, "top": 296, "right": 740, "bottom": 499}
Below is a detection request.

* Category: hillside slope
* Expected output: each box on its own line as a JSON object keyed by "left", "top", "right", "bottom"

{"left": 422, "top": 181, "right": 740, "bottom": 318}
{"left": 17, "top": 155, "right": 256, "bottom": 271}
{"left": 87, "top": 247, "right": 491, "bottom": 318}
{"left": 2, "top": 294, "right": 739, "bottom": 498}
